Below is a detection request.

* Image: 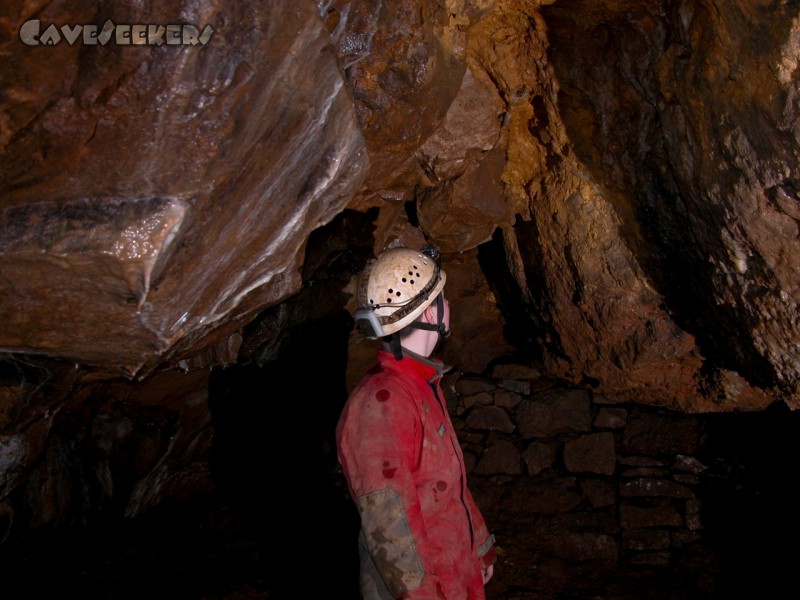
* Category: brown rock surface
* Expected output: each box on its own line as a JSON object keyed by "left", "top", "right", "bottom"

{"left": 4, "top": 0, "right": 799, "bottom": 411}
{"left": 2, "top": 1, "right": 800, "bottom": 589}
{"left": 2, "top": 1, "right": 369, "bottom": 376}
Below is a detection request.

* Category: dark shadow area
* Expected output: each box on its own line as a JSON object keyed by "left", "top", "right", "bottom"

{"left": 477, "top": 227, "right": 537, "bottom": 356}
{"left": 697, "top": 401, "right": 800, "bottom": 598}
{"left": 205, "top": 206, "right": 375, "bottom": 597}
{"left": 2, "top": 350, "right": 796, "bottom": 600}
{"left": 208, "top": 309, "right": 361, "bottom": 599}
{"left": 0, "top": 494, "right": 270, "bottom": 599}
{"left": 0, "top": 207, "right": 376, "bottom": 599}
{"left": 477, "top": 224, "right": 566, "bottom": 367}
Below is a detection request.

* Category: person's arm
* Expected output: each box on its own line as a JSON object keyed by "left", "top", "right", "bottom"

{"left": 464, "top": 484, "right": 497, "bottom": 585}
{"left": 337, "top": 378, "right": 444, "bottom": 598}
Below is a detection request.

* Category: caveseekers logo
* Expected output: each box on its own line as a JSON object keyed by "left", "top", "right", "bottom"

{"left": 19, "top": 18, "right": 214, "bottom": 46}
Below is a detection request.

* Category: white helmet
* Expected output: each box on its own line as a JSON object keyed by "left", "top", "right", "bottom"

{"left": 354, "top": 246, "right": 446, "bottom": 339}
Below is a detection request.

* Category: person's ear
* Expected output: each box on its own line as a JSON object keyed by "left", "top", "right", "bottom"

{"left": 423, "top": 303, "right": 437, "bottom": 323}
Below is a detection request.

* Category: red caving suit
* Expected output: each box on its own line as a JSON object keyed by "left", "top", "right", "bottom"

{"left": 337, "top": 348, "right": 496, "bottom": 599}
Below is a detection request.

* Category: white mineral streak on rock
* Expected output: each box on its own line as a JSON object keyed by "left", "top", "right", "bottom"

{"left": 777, "top": 16, "right": 800, "bottom": 84}
{"left": 107, "top": 199, "right": 187, "bottom": 306}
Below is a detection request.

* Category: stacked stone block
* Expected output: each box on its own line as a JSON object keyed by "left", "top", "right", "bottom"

{"left": 444, "top": 360, "right": 706, "bottom": 570}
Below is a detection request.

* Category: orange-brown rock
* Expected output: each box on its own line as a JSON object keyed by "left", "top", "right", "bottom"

{"left": 3, "top": 0, "right": 800, "bottom": 555}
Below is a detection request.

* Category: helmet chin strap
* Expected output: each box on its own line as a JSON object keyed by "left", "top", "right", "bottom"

{"left": 406, "top": 293, "right": 449, "bottom": 356}
{"left": 383, "top": 293, "right": 449, "bottom": 361}
{"left": 386, "top": 333, "right": 404, "bottom": 361}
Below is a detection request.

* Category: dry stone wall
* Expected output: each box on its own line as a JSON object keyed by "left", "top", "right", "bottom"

{"left": 444, "top": 359, "right": 709, "bottom": 586}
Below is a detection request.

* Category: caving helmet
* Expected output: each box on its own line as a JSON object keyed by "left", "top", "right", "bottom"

{"left": 353, "top": 245, "right": 448, "bottom": 344}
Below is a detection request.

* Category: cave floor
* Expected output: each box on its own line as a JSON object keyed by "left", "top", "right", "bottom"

{"left": 1, "top": 487, "right": 729, "bottom": 600}
{"left": 6, "top": 402, "right": 799, "bottom": 600}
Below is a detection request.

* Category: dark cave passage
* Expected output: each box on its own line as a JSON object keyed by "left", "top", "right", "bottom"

{"left": 206, "top": 364, "right": 360, "bottom": 598}
{"left": 206, "top": 307, "right": 362, "bottom": 598}
{"left": 1, "top": 377, "right": 799, "bottom": 599}
{"left": 697, "top": 401, "right": 800, "bottom": 598}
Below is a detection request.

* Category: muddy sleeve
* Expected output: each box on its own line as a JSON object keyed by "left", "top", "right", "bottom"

{"left": 337, "top": 377, "right": 444, "bottom": 598}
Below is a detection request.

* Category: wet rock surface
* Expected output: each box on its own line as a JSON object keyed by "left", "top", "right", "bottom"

{"left": 1, "top": 1, "right": 369, "bottom": 377}
{"left": 3, "top": 0, "right": 800, "bottom": 409}
{"left": 3, "top": 1, "right": 800, "bottom": 594}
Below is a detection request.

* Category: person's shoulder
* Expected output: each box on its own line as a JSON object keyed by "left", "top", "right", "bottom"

{"left": 348, "top": 365, "right": 416, "bottom": 402}
{"left": 352, "top": 364, "right": 407, "bottom": 390}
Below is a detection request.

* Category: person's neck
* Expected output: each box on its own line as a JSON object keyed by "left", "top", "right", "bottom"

{"left": 387, "top": 344, "right": 450, "bottom": 381}
{"left": 399, "top": 329, "right": 437, "bottom": 357}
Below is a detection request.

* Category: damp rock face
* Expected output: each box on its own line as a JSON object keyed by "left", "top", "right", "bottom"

{"left": 3, "top": 0, "right": 800, "bottom": 557}
{"left": 0, "top": 1, "right": 369, "bottom": 377}
{"left": 3, "top": 0, "right": 799, "bottom": 410}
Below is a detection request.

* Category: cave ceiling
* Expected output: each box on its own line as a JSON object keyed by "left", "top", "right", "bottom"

{"left": 2, "top": 0, "right": 800, "bottom": 413}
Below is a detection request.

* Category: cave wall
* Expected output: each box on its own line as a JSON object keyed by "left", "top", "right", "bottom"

{"left": 2, "top": 0, "right": 800, "bottom": 549}
{"left": 536, "top": 0, "right": 800, "bottom": 411}
{"left": 1, "top": 0, "right": 369, "bottom": 376}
